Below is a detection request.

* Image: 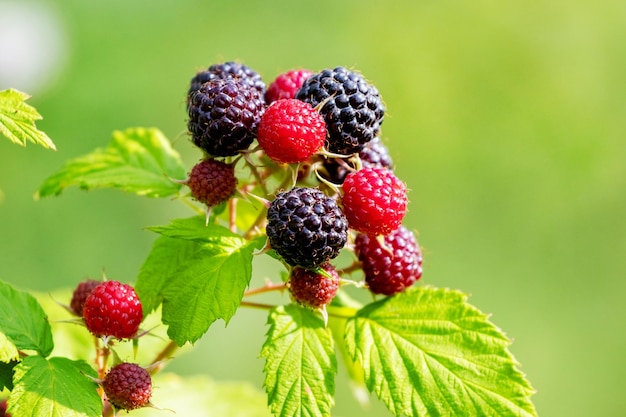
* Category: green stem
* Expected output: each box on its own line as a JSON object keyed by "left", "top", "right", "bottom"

{"left": 242, "top": 151, "right": 269, "bottom": 196}
{"left": 242, "top": 164, "right": 294, "bottom": 240}
{"left": 148, "top": 340, "right": 179, "bottom": 375}
{"left": 240, "top": 300, "right": 277, "bottom": 311}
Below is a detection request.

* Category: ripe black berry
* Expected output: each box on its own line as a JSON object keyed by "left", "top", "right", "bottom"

{"left": 188, "top": 61, "right": 265, "bottom": 102}
{"left": 296, "top": 66, "right": 385, "bottom": 155}
{"left": 187, "top": 78, "right": 265, "bottom": 157}
{"left": 266, "top": 187, "right": 348, "bottom": 268}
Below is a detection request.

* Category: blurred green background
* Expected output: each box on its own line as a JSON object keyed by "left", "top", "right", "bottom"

{"left": 1, "top": 0, "right": 625, "bottom": 415}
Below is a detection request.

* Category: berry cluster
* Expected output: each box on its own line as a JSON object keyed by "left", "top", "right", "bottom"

{"left": 184, "top": 61, "right": 423, "bottom": 310}
{"left": 68, "top": 279, "right": 151, "bottom": 412}
{"left": 58, "top": 61, "right": 423, "bottom": 416}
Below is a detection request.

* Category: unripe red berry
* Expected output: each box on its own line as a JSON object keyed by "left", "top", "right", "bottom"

{"left": 102, "top": 362, "right": 152, "bottom": 411}
{"left": 185, "top": 158, "right": 237, "bottom": 207}
{"left": 289, "top": 263, "right": 340, "bottom": 309}
{"left": 69, "top": 279, "right": 101, "bottom": 316}
{"left": 355, "top": 226, "right": 423, "bottom": 295}
{"left": 83, "top": 280, "right": 143, "bottom": 339}
{"left": 266, "top": 69, "right": 314, "bottom": 104}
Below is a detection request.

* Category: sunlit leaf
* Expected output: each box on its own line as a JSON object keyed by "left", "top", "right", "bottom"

{"left": 0, "top": 280, "right": 53, "bottom": 357}
{"left": 138, "top": 217, "right": 263, "bottom": 345}
{"left": 0, "top": 89, "right": 56, "bottom": 150}
{"left": 8, "top": 356, "right": 101, "bottom": 417}
{"left": 36, "top": 127, "right": 185, "bottom": 198}
{"left": 261, "top": 305, "right": 336, "bottom": 417}
{"left": 345, "top": 286, "right": 537, "bottom": 417}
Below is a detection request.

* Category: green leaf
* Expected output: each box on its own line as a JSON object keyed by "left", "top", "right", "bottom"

{"left": 345, "top": 287, "right": 537, "bottom": 417}
{"left": 147, "top": 215, "right": 243, "bottom": 244}
{"left": 261, "top": 305, "right": 336, "bottom": 417}
{"left": 0, "top": 280, "right": 53, "bottom": 357}
{"left": 142, "top": 217, "right": 263, "bottom": 345}
{"left": 0, "top": 331, "right": 19, "bottom": 362}
{"left": 135, "top": 235, "right": 201, "bottom": 315}
{"left": 0, "top": 89, "right": 56, "bottom": 150}
{"left": 8, "top": 356, "right": 101, "bottom": 417}
{"left": 36, "top": 127, "right": 185, "bottom": 199}
{"left": 0, "top": 360, "right": 17, "bottom": 391}
{"left": 327, "top": 304, "right": 369, "bottom": 408}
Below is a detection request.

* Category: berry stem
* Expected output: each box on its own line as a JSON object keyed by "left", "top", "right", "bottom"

{"left": 95, "top": 338, "right": 111, "bottom": 381}
{"left": 242, "top": 151, "right": 270, "bottom": 196}
{"left": 148, "top": 340, "right": 179, "bottom": 375}
{"left": 240, "top": 300, "right": 277, "bottom": 311}
{"left": 102, "top": 401, "right": 114, "bottom": 417}
{"left": 242, "top": 168, "right": 296, "bottom": 240}
{"left": 228, "top": 198, "right": 238, "bottom": 233}
{"left": 179, "top": 194, "right": 206, "bottom": 216}
{"left": 244, "top": 280, "right": 287, "bottom": 297}
{"left": 338, "top": 277, "right": 367, "bottom": 289}
{"left": 94, "top": 337, "right": 113, "bottom": 416}
{"left": 242, "top": 206, "right": 268, "bottom": 240}
{"left": 337, "top": 261, "right": 363, "bottom": 276}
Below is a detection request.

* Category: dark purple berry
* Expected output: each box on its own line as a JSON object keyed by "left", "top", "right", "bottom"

{"left": 188, "top": 61, "right": 265, "bottom": 102}
{"left": 266, "top": 187, "right": 348, "bottom": 268}
{"left": 187, "top": 78, "right": 265, "bottom": 157}
{"left": 296, "top": 66, "right": 385, "bottom": 155}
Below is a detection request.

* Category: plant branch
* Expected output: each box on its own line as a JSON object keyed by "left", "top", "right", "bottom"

{"left": 244, "top": 280, "right": 287, "bottom": 297}
{"left": 240, "top": 300, "right": 277, "bottom": 311}
{"left": 148, "top": 340, "right": 179, "bottom": 375}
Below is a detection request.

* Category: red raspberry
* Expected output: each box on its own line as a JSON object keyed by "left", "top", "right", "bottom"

{"left": 341, "top": 167, "right": 407, "bottom": 236}
{"left": 0, "top": 398, "right": 10, "bottom": 417}
{"left": 257, "top": 99, "right": 326, "bottom": 164}
{"left": 289, "top": 263, "right": 340, "bottom": 309}
{"left": 102, "top": 362, "right": 152, "bottom": 411}
{"left": 265, "top": 69, "right": 313, "bottom": 104}
{"left": 355, "top": 226, "right": 423, "bottom": 295}
{"left": 185, "top": 158, "right": 237, "bottom": 207}
{"left": 69, "top": 279, "right": 101, "bottom": 316}
{"left": 83, "top": 281, "right": 143, "bottom": 339}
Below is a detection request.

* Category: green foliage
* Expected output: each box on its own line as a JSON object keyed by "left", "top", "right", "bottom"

{"left": 262, "top": 305, "right": 336, "bottom": 417}
{"left": 0, "top": 89, "right": 56, "bottom": 150}
{"left": 345, "top": 287, "right": 537, "bottom": 417}
{"left": 0, "top": 280, "right": 53, "bottom": 357}
{"left": 8, "top": 356, "right": 101, "bottom": 417}
{"left": 36, "top": 127, "right": 185, "bottom": 199}
{"left": 0, "top": 64, "right": 539, "bottom": 417}
{"left": 0, "top": 360, "right": 17, "bottom": 391}
{"left": 136, "top": 216, "right": 264, "bottom": 345}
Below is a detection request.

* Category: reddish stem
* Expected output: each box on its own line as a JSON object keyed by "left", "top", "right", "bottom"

{"left": 244, "top": 281, "right": 287, "bottom": 297}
